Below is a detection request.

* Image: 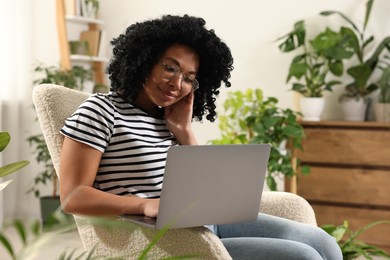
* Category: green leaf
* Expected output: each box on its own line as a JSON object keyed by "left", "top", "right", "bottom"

{"left": 300, "top": 165, "right": 311, "bottom": 175}
{"left": 266, "top": 176, "right": 277, "bottom": 191}
{"left": 329, "top": 60, "right": 344, "bottom": 76}
{"left": 320, "top": 10, "right": 361, "bottom": 36}
{"left": 0, "top": 132, "right": 10, "bottom": 152}
{"left": 0, "top": 232, "right": 14, "bottom": 257}
{"left": 363, "top": 0, "right": 374, "bottom": 32}
{"left": 291, "top": 83, "right": 306, "bottom": 94}
{"left": 347, "top": 64, "right": 372, "bottom": 89}
{"left": 0, "top": 161, "right": 29, "bottom": 178}
{"left": 288, "top": 62, "right": 307, "bottom": 80}
{"left": 13, "top": 220, "right": 27, "bottom": 246}
{"left": 282, "top": 125, "right": 303, "bottom": 138}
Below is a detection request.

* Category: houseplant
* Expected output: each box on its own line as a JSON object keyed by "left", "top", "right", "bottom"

{"left": 320, "top": 0, "right": 390, "bottom": 121}
{"left": 209, "top": 88, "right": 310, "bottom": 191}
{"left": 322, "top": 220, "right": 390, "bottom": 259}
{"left": 0, "top": 131, "right": 29, "bottom": 190}
{"left": 374, "top": 55, "right": 390, "bottom": 121}
{"left": 28, "top": 63, "right": 95, "bottom": 225}
{"left": 277, "top": 20, "right": 355, "bottom": 121}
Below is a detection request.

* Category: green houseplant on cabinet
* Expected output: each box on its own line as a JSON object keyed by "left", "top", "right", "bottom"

{"left": 277, "top": 20, "right": 355, "bottom": 121}
{"left": 28, "top": 63, "right": 94, "bottom": 225}
{"left": 320, "top": 0, "right": 390, "bottom": 121}
{"left": 209, "top": 88, "right": 309, "bottom": 191}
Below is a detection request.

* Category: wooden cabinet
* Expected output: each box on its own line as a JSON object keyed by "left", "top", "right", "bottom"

{"left": 286, "top": 121, "right": 390, "bottom": 251}
{"left": 55, "top": 0, "right": 107, "bottom": 85}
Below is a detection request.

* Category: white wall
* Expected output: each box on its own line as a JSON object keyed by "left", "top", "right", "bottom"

{"left": 98, "top": 0, "right": 390, "bottom": 144}
{"left": 4, "top": 0, "right": 390, "bottom": 220}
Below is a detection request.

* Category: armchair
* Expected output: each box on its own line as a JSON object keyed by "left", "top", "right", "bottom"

{"left": 32, "top": 84, "right": 317, "bottom": 259}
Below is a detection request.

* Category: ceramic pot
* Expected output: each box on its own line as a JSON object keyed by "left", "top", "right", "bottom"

{"left": 374, "top": 102, "right": 390, "bottom": 122}
{"left": 340, "top": 98, "right": 367, "bottom": 121}
{"left": 300, "top": 97, "right": 325, "bottom": 121}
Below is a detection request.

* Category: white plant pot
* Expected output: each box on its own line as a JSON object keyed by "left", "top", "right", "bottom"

{"left": 340, "top": 98, "right": 367, "bottom": 121}
{"left": 300, "top": 97, "right": 325, "bottom": 121}
{"left": 374, "top": 103, "right": 390, "bottom": 122}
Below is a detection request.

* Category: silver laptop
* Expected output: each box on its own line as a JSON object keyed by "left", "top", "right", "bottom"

{"left": 121, "top": 144, "right": 270, "bottom": 230}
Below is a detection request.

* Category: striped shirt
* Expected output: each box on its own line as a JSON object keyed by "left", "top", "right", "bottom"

{"left": 60, "top": 92, "right": 177, "bottom": 198}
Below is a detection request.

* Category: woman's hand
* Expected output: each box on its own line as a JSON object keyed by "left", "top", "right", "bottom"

{"left": 164, "top": 91, "right": 197, "bottom": 145}
{"left": 142, "top": 199, "right": 160, "bottom": 218}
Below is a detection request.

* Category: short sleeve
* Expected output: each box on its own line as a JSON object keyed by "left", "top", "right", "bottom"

{"left": 60, "top": 94, "right": 114, "bottom": 153}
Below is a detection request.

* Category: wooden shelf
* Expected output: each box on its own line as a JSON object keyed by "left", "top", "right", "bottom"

{"left": 70, "top": 54, "right": 108, "bottom": 62}
{"left": 65, "top": 15, "right": 104, "bottom": 25}
{"left": 56, "top": 0, "right": 107, "bottom": 85}
{"left": 300, "top": 120, "right": 390, "bottom": 129}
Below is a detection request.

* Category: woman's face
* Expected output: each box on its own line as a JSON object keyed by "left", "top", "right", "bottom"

{"left": 136, "top": 44, "right": 200, "bottom": 112}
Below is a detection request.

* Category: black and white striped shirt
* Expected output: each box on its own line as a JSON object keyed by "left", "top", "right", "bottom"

{"left": 60, "top": 92, "right": 177, "bottom": 198}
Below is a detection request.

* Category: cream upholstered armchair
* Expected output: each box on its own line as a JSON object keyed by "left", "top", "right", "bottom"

{"left": 32, "top": 84, "right": 317, "bottom": 259}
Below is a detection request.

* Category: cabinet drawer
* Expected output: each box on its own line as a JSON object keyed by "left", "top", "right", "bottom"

{"left": 297, "top": 167, "right": 390, "bottom": 207}
{"left": 298, "top": 128, "right": 390, "bottom": 167}
{"left": 312, "top": 204, "right": 390, "bottom": 251}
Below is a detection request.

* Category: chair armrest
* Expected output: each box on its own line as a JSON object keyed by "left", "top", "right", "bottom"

{"left": 259, "top": 191, "right": 317, "bottom": 225}
{"left": 74, "top": 215, "right": 231, "bottom": 259}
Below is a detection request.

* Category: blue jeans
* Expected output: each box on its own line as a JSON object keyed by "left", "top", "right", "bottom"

{"left": 212, "top": 213, "right": 342, "bottom": 260}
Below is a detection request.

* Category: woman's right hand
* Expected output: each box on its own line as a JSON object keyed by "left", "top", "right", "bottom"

{"left": 142, "top": 199, "right": 160, "bottom": 218}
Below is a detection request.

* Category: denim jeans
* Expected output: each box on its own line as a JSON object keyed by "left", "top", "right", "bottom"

{"left": 212, "top": 213, "right": 342, "bottom": 260}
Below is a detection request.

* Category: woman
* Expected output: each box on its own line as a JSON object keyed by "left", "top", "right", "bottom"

{"left": 59, "top": 14, "right": 342, "bottom": 259}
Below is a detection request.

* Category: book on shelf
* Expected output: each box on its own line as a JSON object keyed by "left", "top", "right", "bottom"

{"left": 98, "top": 30, "right": 107, "bottom": 58}
{"left": 80, "top": 30, "right": 100, "bottom": 56}
{"left": 78, "top": 30, "right": 107, "bottom": 58}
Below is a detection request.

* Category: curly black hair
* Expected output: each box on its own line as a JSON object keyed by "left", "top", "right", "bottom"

{"left": 107, "top": 14, "right": 234, "bottom": 122}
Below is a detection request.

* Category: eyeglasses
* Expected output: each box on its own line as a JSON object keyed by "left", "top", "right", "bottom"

{"left": 160, "top": 61, "right": 199, "bottom": 92}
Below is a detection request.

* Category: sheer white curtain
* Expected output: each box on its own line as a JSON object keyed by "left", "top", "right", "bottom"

{"left": 0, "top": 0, "right": 36, "bottom": 223}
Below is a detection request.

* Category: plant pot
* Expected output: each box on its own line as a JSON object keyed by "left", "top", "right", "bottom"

{"left": 374, "top": 102, "right": 390, "bottom": 122}
{"left": 81, "top": 0, "right": 98, "bottom": 18}
{"left": 40, "top": 196, "right": 61, "bottom": 226}
{"left": 340, "top": 98, "right": 367, "bottom": 121}
{"left": 39, "top": 195, "right": 75, "bottom": 227}
{"left": 300, "top": 97, "right": 325, "bottom": 121}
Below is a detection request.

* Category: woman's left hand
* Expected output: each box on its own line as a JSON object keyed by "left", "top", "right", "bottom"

{"left": 164, "top": 91, "right": 197, "bottom": 145}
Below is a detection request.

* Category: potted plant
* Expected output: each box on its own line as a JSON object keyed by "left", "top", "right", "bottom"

{"left": 209, "top": 88, "right": 310, "bottom": 191}
{"left": 28, "top": 63, "right": 97, "bottom": 225}
{"left": 277, "top": 20, "right": 355, "bottom": 121}
{"left": 374, "top": 56, "right": 390, "bottom": 122}
{"left": 320, "top": 0, "right": 390, "bottom": 121}
{"left": 0, "top": 131, "right": 29, "bottom": 191}
{"left": 322, "top": 220, "right": 390, "bottom": 259}
{"left": 81, "top": 0, "right": 99, "bottom": 18}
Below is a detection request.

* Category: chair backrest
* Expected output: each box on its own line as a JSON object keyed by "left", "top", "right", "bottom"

{"left": 32, "top": 84, "right": 90, "bottom": 176}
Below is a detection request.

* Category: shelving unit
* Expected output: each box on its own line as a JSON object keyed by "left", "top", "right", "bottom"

{"left": 55, "top": 0, "right": 107, "bottom": 85}
{"left": 286, "top": 121, "right": 390, "bottom": 252}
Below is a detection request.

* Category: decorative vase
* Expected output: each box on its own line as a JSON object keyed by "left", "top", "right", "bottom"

{"left": 374, "top": 102, "right": 390, "bottom": 122}
{"left": 300, "top": 97, "right": 325, "bottom": 121}
{"left": 340, "top": 98, "right": 367, "bottom": 121}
